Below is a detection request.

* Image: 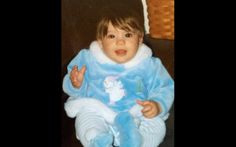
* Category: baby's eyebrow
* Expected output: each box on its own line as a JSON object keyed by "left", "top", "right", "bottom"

{"left": 107, "top": 30, "right": 116, "bottom": 33}
{"left": 125, "top": 31, "right": 136, "bottom": 34}
{"left": 126, "top": 31, "right": 134, "bottom": 33}
{"left": 107, "top": 29, "right": 136, "bottom": 34}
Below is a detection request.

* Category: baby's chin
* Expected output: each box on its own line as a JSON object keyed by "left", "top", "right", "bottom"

{"left": 113, "top": 57, "right": 133, "bottom": 64}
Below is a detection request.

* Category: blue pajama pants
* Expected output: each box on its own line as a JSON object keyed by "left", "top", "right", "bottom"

{"left": 65, "top": 98, "right": 167, "bottom": 147}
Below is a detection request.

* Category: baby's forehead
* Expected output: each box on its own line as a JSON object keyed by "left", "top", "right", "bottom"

{"left": 108, "top": 23, "right": 135, "bottom": 33}
{"left": 107, "top": 28, "right": 134, "bottom": 33}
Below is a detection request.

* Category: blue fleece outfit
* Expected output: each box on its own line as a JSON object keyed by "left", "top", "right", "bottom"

{"left": 63, "top": 41, "right": 174, "bottom": 147}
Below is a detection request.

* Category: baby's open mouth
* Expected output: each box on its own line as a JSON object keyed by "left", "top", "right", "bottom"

{"left": 115, "top": 49, "right": 127, "bottom": 56}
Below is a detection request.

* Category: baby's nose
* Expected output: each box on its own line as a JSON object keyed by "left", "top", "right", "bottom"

{"left": 116, "top": 38, "right": 125, "bottom": 45}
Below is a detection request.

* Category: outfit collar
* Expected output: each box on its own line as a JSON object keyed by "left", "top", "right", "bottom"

{"left": 89, "top": 41, "right": 152, "bottom": 69}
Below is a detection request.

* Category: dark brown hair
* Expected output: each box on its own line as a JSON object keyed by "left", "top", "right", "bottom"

{"left": 96, "top": 8, "right": 144, "bottom": 40}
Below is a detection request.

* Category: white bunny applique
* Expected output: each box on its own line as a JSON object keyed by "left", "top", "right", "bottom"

{"left": 103, "top": 76, "right": 126, "bottom": 105}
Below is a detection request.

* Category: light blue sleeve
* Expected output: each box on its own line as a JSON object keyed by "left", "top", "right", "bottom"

{"left": 146, "top": 57, "right": 174, "bottom": 118}
{"left": 62, "top": 50, "right": 89, "bottom": 97}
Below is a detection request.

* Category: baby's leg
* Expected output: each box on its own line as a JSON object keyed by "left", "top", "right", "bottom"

{"left": 139, "top": 117, "right": 166, "bottom": 147}
{"left": 75, "top": 110, "right": 113, "bottom": 147}
{"left": 129, "top": 104, "right": 166, "bottom": 147}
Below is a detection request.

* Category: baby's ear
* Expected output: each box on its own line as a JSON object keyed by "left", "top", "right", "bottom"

{"left": 139, "top": 34, "right": 144, "bottom": 44}
{"left": 139, "top": 37, "right": 143, "bottom": 44}
{"left": 97, "top": 39, "right": 103, "bottom": 48}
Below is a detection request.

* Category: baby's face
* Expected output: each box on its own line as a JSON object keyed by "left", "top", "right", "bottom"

{"left": 98, "top": 22, "right": 143, "bottom": 63}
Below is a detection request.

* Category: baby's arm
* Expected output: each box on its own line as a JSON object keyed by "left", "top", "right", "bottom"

{"left": 62, "top": 50, "right": 89, "bottom": 97}
{"left": 144, "top": 58, "right": 174, "bottom": 119}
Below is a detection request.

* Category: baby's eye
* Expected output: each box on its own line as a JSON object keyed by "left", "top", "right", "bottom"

{"left": 107, "top": 34, "right": 115, "bottom": 39}
{"left": 125, "top": 33, "right": 133, "bottom": 38}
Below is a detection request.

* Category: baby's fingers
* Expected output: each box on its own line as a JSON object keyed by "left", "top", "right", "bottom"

{"left": 77, "top": 65, "right": 86, "bottom": 80}
{"left": 80, "top": 65, "right": 86, "bottom": 75}
{"left": 70, "top": 66, "right": 78, "bottom": 77}
{"left": 136, "top": 100, "right": 149, "bottom": 106}
{"left": 72, "top": 65, "right": 79, "bottom": 71}
{"left": 142, "top": 105, "right": 152, "bottom": 113}
{"left": 143, "top": 110, "right": 156, "bottom": 118}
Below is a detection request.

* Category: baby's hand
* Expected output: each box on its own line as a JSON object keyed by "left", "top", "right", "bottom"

{"left": 70, "top": 65, "right": 86, "bottom": 88}
{"left": 136, "top": 100, "right": 161, "bottom": 118}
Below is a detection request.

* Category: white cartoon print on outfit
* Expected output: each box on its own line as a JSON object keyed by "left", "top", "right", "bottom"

{"left": 103, "top": 76, "right": 126, "bottom": 105}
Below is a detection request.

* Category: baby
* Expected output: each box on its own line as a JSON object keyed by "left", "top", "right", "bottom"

{"left": 63, "top": 8, "right": 174, "bottom": 147}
